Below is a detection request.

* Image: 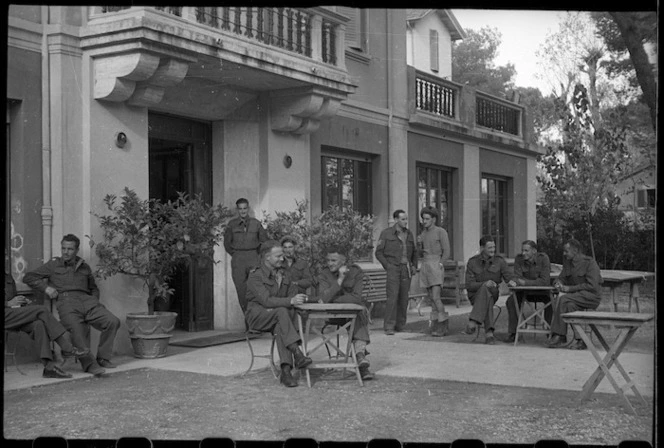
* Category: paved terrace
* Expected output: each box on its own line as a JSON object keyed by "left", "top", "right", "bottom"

{"left": 4, "top": 296, "right": 654, "bottom": 398}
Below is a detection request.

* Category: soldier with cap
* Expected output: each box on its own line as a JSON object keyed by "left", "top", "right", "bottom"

{"left": 224, "top": 198, "right": 268, "bottom": 311}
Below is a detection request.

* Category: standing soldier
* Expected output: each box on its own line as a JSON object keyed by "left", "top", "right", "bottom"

{"left": 224, "top": 198, "right": 268, "bottom": 311}
{"left": 417, "top": 207, "right": 451, "bottom": 336}
{"left": 375, "top": 209, "right": 417, "bottom": 335}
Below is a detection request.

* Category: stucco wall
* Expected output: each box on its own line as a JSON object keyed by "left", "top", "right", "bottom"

{"left": 408, "top": 13, "right": 453, "bottom": 79}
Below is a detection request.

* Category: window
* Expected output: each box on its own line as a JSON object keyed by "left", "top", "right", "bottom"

{"left": 416, "top": 164, "right": 452, "bottom": 253}
{"left": 336, "top": 7, "right": 366, "bottom": 52}
{"left": 481, "top": 176, "right": 508, "bottom": 254}
{"left": 322, "top": 154, "right": 372, "bottom": 215}
{"left": 429, "top": 29, "right": 439, "bottom": 72}
{"left": 637, "top": 188, "right": 655, "bottom": 208}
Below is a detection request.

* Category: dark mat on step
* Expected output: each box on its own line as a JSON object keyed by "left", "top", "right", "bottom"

{"left": 170, "top": 332, "right": 260, "bottom": 348}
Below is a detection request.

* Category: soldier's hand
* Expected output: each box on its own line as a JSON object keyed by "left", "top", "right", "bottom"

{"left": 507, "top": 280, "right": 517, "bottom": 287}
{"left": 484, "top": 280, "right": 497, "bottom": 288}
{"left": 7, "top": 296, "right": 28, "bottom": 307}
{"left": 290, "top": 294, "right": 307, "bottom": 305}
{"left": 45, "top": 286, "right": 59, "bottom": 299}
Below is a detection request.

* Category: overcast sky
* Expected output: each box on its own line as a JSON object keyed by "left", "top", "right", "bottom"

{"left": 451, "top": 9, "right": 566, "bottom": 95}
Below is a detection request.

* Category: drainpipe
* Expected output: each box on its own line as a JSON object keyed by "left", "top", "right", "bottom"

{"left": 41, "top": 5, "right": 53, "bottom": 265}
{"left": 385, "top": 10, "right": 393, "bottom": 226}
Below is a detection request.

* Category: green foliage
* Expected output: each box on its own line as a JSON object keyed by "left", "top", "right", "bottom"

{"left": 537, "top": 199, "right": 654, "bottom": 271}
{"left": 88, "top": 187, "right": 233, "bottom": 314}
{"left": 262, "top": 200, "right": 375, "bottom": 278}
{"left": 452, "top": 26, "right": 516, "bottom": 98}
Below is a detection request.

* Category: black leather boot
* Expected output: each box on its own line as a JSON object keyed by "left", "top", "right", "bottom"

{"left": 280, "top": 364, "right": 298, "bottom": 387}
{"left": 288, "top": 344, "right": 312, "bottom": 369}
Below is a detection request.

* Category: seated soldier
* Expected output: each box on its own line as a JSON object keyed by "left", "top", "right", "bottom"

{"left": 281, "top": 235, "right": 316, "bottom": 294}
{"left": 548, "top": 238, "right": 602, "bottom": 350}
{"left": 244, "top": 239, "right": 312, "bottom": 387}
{"left": 462, "top": 235, "right": 513, "bottom": 345}
{"left": 314, "top": 245, "right": 374, "bottom": 380}
{"left": 23, "top": 234, "right": 121, "bottom": 376}
{"left": 5, "top": 271, "right": 88, "bottom": 378}
{"left": 504, "top": 240, "right": 552, "bottom": 343}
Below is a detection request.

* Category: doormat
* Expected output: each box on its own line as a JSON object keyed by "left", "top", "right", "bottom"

{"left": 170, "top": 332, "right": 260, "bottom": 348}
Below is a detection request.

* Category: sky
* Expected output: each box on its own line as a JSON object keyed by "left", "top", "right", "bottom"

{"left": 450, "top": 9, "right": 566, "bottom": 95}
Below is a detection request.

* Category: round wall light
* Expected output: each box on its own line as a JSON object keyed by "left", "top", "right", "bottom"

{"left": 283, "top": 155, "right": 293, "bottom": 168}
{"left": 115, "top": 132, "right": 128, "bottom": 149}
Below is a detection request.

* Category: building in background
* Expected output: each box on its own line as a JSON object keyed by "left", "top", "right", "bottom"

{"left": 6, "top": 6, "right": 541, "bottom": 354}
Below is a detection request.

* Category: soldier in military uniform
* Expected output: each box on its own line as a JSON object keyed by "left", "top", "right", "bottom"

{"left": 23, "top": 234, "right": 120, "bottom": 376}
{"left": 548, "top": 238, "right": 602, "bottom": 350}
{"left": 417, "top": 206, "right": 451, "bottom": 337}
{"left": 314, "top": 246, "right": 374, "bottom": 380}
{"left": 280, "top": 235, "right": 316, "bottom": 295}
{"left": 224, "top": 198, "right": 268, "bottom": 311}
{"left": 5, "top": 271, "right": 88, "bottom": 378}
{"left": 245, "top": 240, "right": 312, "bottom": 387}
{"left": 375, "top": 209, "right": 417, "bottom": 335}
{"left": 504, "top": 240, "right": 552, "bottom": 343}
{"left": 463, "top": 235, "right": 513, "bottom": 344}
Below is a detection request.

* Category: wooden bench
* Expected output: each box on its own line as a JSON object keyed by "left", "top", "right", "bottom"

{"left": 363, "top": 261, "right": 468, "bottom": 320}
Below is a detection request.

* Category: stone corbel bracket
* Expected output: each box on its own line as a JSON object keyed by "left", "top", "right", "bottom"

{"left": 94, "top": 51, "right": 191, "bottom": 107}
{"left": 270, "top": 87, "right": 345, "bottom": 135}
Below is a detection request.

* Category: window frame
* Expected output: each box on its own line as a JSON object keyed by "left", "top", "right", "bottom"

{"left": 321, "top": 150, "right": 373, "bottom": 216}
{"left": 415, "top": 163, "right": 453, "bottom": 259}
{"left": 480, "top": 174, "right": 509, "bottom": 256}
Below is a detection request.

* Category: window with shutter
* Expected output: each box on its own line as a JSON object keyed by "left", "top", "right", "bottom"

{"left": 637, "top": 189, "right": 646, "bottom": 208}
{"left": 337, "top": 7, "right": 363, "bottom": 51}
{"left": 430, "top": 29, "right": 439, "bottom": 72}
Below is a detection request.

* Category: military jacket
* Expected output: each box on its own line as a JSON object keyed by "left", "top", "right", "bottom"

{"left": 315, "top": 265, "right": 365, "bottom": 304}
{"left": 465, "top": 253, "right": 512, "bottom": 293}
{"left": 223, "top": 216, "right": 267, "bottom": 255}
{"left": 284, "top": 257, "right": 315, "bottom": 292}
{"left": 514, "top": 252, "right": 551, "bottom": 286}
{"left": 245, "top": 264, "right": 298, "bottom": 310}
{"left": 23, "top": 257, "right": 99, "bottom": 298}
{"left": 375, "top": 225, "right": 417, "bottom": 269}
{"left": 5, "top": 273, "right": 17, "bottom": 305}
{"left": 558, "top": 254, "right": 602, "bottom": 297}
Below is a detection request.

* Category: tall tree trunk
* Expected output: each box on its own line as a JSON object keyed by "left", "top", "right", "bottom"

{"left": 609, "top": 12, "right": 657, "bottom": 131}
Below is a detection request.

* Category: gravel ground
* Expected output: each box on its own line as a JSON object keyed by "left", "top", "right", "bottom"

{"left": 3, "top": 367, "right": 653, "bottom": 445}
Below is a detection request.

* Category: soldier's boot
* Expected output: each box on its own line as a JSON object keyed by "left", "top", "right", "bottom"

{"left": 437, "top": 311, "right": 450, "bottom": 336}
{"left": 431, "top": 311, "right": 444, "bottom": 337}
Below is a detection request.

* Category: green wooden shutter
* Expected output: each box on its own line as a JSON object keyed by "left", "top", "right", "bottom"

{"left": 338, "top": 6, "right": 360, "bottom": 50}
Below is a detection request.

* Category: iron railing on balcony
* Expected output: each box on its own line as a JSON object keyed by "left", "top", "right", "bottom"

{"left": 476, "top": 95, "right": 520, "bottom": 135}
{"left": 415, "top": 72, "right": 457, "bottom": 118}
{"left": 99, "top": 6, "right": 340, "bottom": 66}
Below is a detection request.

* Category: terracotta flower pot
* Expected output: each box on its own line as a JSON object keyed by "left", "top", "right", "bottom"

{"left": 130, "top": 334, "right": 172, "bottom": 359}
{"left": 125, "top": 311, "right": 178, "bottom": 337}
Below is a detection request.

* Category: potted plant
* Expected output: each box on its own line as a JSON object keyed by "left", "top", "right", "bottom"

{"left": 263, "top": 200, "right": 375, "bottom": 280}
{"left": 89, "top": 187, "right": 233, "bottom": 358}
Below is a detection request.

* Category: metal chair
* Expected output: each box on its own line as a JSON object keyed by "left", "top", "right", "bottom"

{"left": 241, "top": 320, "right": 279, "bottom": 378}
{"left": 470, "top": 304, "right": 503, "bottom": 342}
{"left": 4, "top": 329, "right": 27, "bottom": 375}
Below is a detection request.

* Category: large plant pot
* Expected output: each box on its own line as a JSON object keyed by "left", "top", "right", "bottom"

{"left": 126, "top": 311, "right": 178, "bottom": 337}
{"left": 130, "top": 334, "right": 172, "bottom": 359}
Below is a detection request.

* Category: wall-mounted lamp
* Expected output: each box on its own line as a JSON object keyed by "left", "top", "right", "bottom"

{"left": 283, "top": 155, "right": 293, "bottom": 169}
{"left": 115, "top": 132, "right": 127, "bottom": 149}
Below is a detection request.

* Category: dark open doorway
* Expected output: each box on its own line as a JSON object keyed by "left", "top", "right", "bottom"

{"left": 148, "top": 113, "right": 214, "bottom": 332}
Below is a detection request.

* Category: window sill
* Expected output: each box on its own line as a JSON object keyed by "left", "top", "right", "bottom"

{"left": 346, "top": 48, "right": 371, "bottom": 64}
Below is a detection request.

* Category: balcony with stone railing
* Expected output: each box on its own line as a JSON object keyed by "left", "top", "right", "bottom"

{"left": 81, "top": 6, "right": 357, "bottom": 133}
{"left": 407, "top": 66, "right": 536, "bottom": 151}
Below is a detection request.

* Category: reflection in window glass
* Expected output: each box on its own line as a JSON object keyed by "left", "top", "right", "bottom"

{"left": 481, "top": 175, "right": 507, "bottom": 254}
{"left": 415, "top": 164, "right": 452, "bottom": 257}
{"left": 322, "top": 155, "right": 371, "bottom": 216}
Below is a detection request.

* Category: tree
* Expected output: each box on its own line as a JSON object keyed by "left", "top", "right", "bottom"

{"left": 592, "top": 11, "right": 657, "bottom": 130}
{"left": 452, "top": 26, "right": 516, "bottom": 98}
{"left": 537, "top": 84, "right": 631, "bottom": 260}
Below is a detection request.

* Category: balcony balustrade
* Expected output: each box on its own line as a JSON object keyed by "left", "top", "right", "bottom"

{"left": 97, "top": 6, "right": 342, "bottom": 68}
{"left": 409, "top": 66, "right": 527, "bottom": 142}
